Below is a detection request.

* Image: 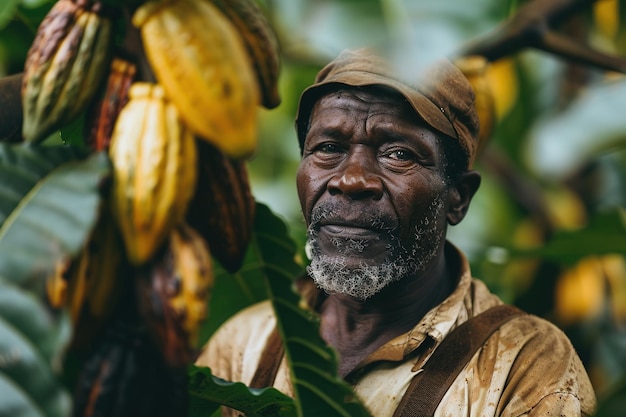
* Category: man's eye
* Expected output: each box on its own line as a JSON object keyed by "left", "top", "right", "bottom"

{"left": 387, "top": 149, "right": 415, "bottom": 161}
{"left": 316, "top": 143, "right": 342, "bottom": 154}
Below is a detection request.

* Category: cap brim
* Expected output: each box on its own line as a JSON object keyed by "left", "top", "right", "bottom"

{"left": 295, "top": 71, "right": 458, "bottom": 149}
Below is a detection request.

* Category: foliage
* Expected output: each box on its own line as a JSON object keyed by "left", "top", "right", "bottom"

{"left": 188, "top": 366, "right": 296, "bottom": 417}
{"left": 0, "top": 143, "right": 110, "bottom": 417}
{"left": 1, "top": 0, "right": 626, "bottom": 416}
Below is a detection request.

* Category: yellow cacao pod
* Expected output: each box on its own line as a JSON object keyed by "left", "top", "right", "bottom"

{"left": 186, "top": 140, "right": 255, "bottom": 273}
{"left": 21, "top": 0, "right": 113, "bottom": 143}
{"left": 210, "top": 0, "right": 281, "bottom": 109}
{"left": 46, "top": 259, "right": 72, "bottom": 310}
{"left": 132, "top": 0, "right": 259, "bottom": 160}
{"left": 109, "top": 82, "right": 197, "bottom": 265}
{"left": 136, "top": 222, "right": 214, "bottom": 368}
{"left": 555, "top": 256, "right": 605, "bottom": 325}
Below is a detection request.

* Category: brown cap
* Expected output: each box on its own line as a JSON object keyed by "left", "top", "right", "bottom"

{"left": 295, "top": 48, "right": 481, "bottom": 168}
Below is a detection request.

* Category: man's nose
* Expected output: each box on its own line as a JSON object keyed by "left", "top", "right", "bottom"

{"left": 327, "top": 154, "right": 383, "bottom": 200}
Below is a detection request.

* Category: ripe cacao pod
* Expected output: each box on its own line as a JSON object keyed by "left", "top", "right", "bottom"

{"left": 108, "top": 82, "right": 197, "bottom": 265}
{"left": 186, "top": 140, "right": 255, "bottom": 273}
{"left": 132, "top": 0, "right": 259, "bottom": 160}
{"left": 136, "top": 223, "right": 214, "bottom": 369}
{"left": 210, "top": 0, "right": 281, "bottom": 109}
{"left": 21, "top": 0, "right": 113, "bottom": 143}
{"left": 84, "top": 57, "right": 137, "bottom": 152}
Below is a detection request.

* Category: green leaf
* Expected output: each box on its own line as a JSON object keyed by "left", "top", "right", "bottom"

{"left": 200, "top": 202, "right": 303, "bottom": 345}
{"left": 0, "top": 277, "right": 70, "bottom": 367}
{"left": 0, "top": 279, "right": 71, "bottom": 417}
{"left": 252, "top": 205, "right": 372, "bottom": 417}
{"left": 0, "top": 373, "right": 45, "bottom": 417}
{"left": 0, "top": 143, "right": 111, "bottom": 294}
{"left": 508, "top": 208, "right": 626, "bottom": 263}
{"left": 188, "top": 366, "right": 296, "bottom": 417}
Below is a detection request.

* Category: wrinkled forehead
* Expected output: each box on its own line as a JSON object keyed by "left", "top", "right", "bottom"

{"left": 308, "top": 86, "right": 428, "bottom": 126}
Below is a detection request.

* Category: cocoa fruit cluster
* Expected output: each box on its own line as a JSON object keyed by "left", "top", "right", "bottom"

{"left": 22, "top": 0, "right": 281, "bottom": 415}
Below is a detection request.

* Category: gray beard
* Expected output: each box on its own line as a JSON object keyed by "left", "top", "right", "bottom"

{"left": 306, "top": 196, "right": 446, "bottom": 300}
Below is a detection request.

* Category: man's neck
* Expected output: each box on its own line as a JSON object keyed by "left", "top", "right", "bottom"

{"left": 318, "top": 252, "right": 454, "bottom": 377}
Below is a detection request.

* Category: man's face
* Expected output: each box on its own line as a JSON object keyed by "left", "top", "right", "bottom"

{"left": 297, "top": 89, "right": 452, "bottom": 300}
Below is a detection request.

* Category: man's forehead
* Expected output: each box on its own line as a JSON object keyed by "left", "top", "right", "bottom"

{"left": 310, "top": 87, "right": 425, "bottom": 124}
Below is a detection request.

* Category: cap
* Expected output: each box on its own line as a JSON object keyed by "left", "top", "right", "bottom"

{"left": 295, "top": 48, "right": 480, "bottom": 168}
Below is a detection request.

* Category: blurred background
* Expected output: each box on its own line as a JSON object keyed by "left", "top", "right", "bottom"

{"left": 1, "top": 0, "right": 625, "bottom": 412}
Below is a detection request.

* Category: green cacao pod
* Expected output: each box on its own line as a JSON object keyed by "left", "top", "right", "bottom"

{"left": 21, "top": 0, "right": 114, "bottom": 143}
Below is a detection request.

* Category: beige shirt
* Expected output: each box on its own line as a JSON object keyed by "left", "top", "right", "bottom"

{"left": 196, "top": 245, "right": 596, "bottom": 416}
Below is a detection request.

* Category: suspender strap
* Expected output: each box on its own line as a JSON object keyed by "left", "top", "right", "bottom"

{"left": 249, "top": 325, "right": 285, "bottom": 388}
{"left": 393, "top": 304, "right": 525, "bottom": 417}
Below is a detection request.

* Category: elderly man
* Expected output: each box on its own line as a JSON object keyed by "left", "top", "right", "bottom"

{"left": 196, "top": 48, "right": 596, "bottom": 416}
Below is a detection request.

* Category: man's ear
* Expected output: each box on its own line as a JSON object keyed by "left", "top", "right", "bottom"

{"left": 446, "top": 170, "right": 481, "bottom": 226}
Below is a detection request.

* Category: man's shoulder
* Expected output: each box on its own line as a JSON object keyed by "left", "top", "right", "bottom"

{"left": 480, "top": 306, "right": 597, "bottom": 414}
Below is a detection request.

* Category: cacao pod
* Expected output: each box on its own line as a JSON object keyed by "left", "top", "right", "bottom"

{"left": 72, "top": 320, "right": 188, "bottom": 417}
{"left": 82, "top": 210, "right": 126, "bottom": 321}
{"left": 108, "top": 82, "right": 197, "bottom": 265}
{"left": 45, "top": 209, "right": 127, "bottom": 351}
{"left": 210, "top": 0, "right": 281, "bottom": 109}
{"left": 132, "top": 0, "right": 259, "bottom": 160}
{"left": 136, "top": 222, "right": 214, "bottom": 369}
{"left": 186, "top": 140, "right": 255, "bottom": 273}
{"left": 21, "top": 0, "right": 113, "bottom": 143}
{"left": 84, "top": 57, "right": 137, "bottom": 152}
{"left": 46, "top": 258, "right": 72, "bottom": 310}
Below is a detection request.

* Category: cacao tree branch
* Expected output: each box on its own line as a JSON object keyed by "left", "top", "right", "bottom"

{"left": 457, "top": 0, "right": 626, "bottom": 73}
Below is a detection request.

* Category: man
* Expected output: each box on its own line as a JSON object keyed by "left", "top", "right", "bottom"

{"left": 196, "top": 48, "right": 596, "bottom": 416}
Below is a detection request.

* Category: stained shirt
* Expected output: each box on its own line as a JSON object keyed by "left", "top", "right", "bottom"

{"left": 195, "top": 243, "right": 596, "bottom": 416}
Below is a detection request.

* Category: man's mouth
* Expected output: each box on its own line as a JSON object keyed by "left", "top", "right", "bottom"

{"left": 320, "top": 223, "right": 383, "bottom": 238}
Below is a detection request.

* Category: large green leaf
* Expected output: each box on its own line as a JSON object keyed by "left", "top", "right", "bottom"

{"left": 0, "top": 278, "right": 72, "bottom": 417}
{"left": 0, "top": 277, "right": 70, "bottom": 368}
{"left": 188, "top": 366, "right": 296, "bottom": 417}
{"left": 0, "top": 143, "right": 110, "bottom": 294}
{"left": 253, "top": 205, "right": 372, "bottom": 417}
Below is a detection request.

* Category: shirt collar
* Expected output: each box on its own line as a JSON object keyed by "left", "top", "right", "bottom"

{"left": 356, "top": 241, "right": 474, "bottom": 367}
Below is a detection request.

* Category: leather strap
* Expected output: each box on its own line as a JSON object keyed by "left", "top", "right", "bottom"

{"left": 249, "top": 325, "right": 285, "bottom": 388}
{"left": 393, "top": 304, "right": 525, "bottom": 417}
